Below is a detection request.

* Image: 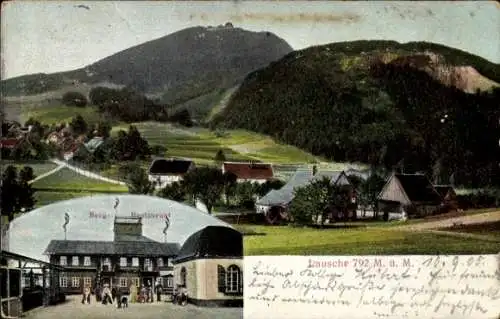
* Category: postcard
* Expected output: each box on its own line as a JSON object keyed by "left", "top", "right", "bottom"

{"left": 1, "top": 1, "right": 499, "bottom": 319}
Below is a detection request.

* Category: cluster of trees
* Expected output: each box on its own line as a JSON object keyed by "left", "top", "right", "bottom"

{"left": 72, "top": 123, "right": 152, "bottom": 165}
{"left": 121, "top": 164, "right": 284, "bottom": 214}
{"left": 289, "top": 173, "right": 386, "bottom": 226}
{"left": 215, "top": 45, "right": 500, "bottom": 189}
{"left": 87, "top": 86, "right": 193, "bottom": 126}
{"left": 62, "top": 91, "right": 88, "bottom": 107}
{"left": 1, "top": 166, "right": 37, "bottom": 221}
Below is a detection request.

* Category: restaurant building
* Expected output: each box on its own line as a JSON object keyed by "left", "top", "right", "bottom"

{"left": 43, "top": 216, "right": 180, "bottom": 295}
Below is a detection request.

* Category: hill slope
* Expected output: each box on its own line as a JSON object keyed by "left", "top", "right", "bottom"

{"left": 213, "top": 40, "right": 500, "bottom": 188}
{"left": 2, "top": 24, "right": 293, "bottom": 107}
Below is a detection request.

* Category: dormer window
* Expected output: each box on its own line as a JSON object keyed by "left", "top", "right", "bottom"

{"left": 60, "top": 256, "right": 67, "bottom": 266}
{"left": 157, "top": 258, "right": 164, "bottom": 267}
{"left": 72, "top": 256, "right": 79, "bottom": 266}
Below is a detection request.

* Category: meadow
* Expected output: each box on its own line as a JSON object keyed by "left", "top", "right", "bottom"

{"left": 241, "top": 221, "right": 500, "bottom": 255}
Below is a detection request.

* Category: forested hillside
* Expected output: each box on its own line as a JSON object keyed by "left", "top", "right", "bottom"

{"left": 213, "top": 40, "right": 500, "bottom": 188}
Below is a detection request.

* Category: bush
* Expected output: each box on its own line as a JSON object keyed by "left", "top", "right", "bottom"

{"left": 62, "top": 91, "right": 88, "bottom": 107}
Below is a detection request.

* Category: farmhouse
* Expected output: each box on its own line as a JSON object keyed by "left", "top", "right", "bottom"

{"left": 377, "top": 173, "right": 443, "bottom": 217}
{"left": 172, "top": 226, "right": 243, "bottom": 307}
{"left": 256, "top": 168, "right": 353, "bottom": 223}
{"left": 221, "top": 162, "right": 274, "bottom": 184}
{"left": 148, "top": 158, "right": 195, "bottom": 189}
{"left": 44, "top": 216, "right": 179, "bottom": 295}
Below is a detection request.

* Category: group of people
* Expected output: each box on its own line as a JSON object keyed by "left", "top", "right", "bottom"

{"left": 81, "top": 280, "right": 164, "bottom": 305}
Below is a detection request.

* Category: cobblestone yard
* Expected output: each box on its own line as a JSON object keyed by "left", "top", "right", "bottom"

{"left": 23, "top": 296, "right": 243, "bottom": 319}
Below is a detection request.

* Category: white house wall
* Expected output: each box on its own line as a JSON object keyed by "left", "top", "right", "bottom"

{"left": 174, "top": 258, "right": 243, "bottom": 301}
{"left": 148, "top": 175, "right": 183, "bottom": 189}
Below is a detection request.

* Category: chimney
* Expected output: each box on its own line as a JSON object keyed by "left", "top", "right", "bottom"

{"left": 113, "top": 216, "right": 142, "bottom": 240}
{"left": 312, "top": 165, "right": 318, "bottom": 176}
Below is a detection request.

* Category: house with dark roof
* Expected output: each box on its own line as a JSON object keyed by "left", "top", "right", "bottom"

{"left": 255, "top": 168, "right": 355, "bottom": 224}
{"left": 44, "top": 216, "right": 180, "bottom": 295}
{"left": 221, "top": 162, "right": 274, "bottom": 184}
{"left": 172, "top": 226, "right": 243, "bottom": 307}
{"left": 377, "top": 173, "right": 443, "bottom": 217}
{"left": 148, "top": 158, "right": 195, "bottom": 189}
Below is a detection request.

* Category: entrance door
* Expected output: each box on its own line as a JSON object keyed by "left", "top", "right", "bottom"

{"left": 101, "top": 277, "right": 111, "bottom": 287}
{"left": 142, "top": 277, "right": 153, "bottom": 288}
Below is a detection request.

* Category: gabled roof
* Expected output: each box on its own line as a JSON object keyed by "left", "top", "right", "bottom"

{"left": 378, "top": 173, "right": 442, "bottom": 205}
{"left": 85, "top": 137, "right": 104, "bottom": 153}
{"left": 173, "top": 226, "right": 242, "bottom": 264}
{"left": 433, "top": 185, "right": 456, "bottom": 198}
{"left": 223, "top": 162, "right": 274, "bottom": 180}
{"left": 149, "top": 158, "right": 193, "bottom": 175}
{"left": 256, "top": 169, "right": 350, "bottom": 206}
{"left": 345, "top": 168, "right": 372, "bottom": 181}
{"left": 44, "top": 238, "right": 179, "bottom": 256}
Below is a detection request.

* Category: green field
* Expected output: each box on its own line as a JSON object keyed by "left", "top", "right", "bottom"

{"left": 20, "top": 104, "right": 102, "bottom": 125}
{"left": 31, "top": 167, "right": 128, "bottom": 192}
{"left": 439, "top": 221, "right": 500, "bottom": 239}
{"left": 111, "top": 121, "right": 322, "bottom": 165}
{"left": 1, "top": 161, "right": 58, "bottom": 177}
{"left": 34, "top": 191, "right": 97, "bottom": 207}
{"left": 242, "top": 221, "right": 500, "bottom": 255}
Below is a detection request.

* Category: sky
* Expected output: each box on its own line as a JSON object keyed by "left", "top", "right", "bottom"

{"left": 1, "top": 1, "right": 499, "bottom": 80}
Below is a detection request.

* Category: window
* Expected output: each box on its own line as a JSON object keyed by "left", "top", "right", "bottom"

{"left": 83, "top": 277, "right": 92, "bottom": 287}
{"left": 72, "top": 277, "right": 80, "bottom": 288}
{"left": 84, "top": 256, "right": 91, "bottom": 266}
{"left": 132, "top": 257, "right": 139, "bottom": 267}
{"left": 72, "top": 256, "right": 79, "bottom": 266}
{"left": 60, "top": 274, "right": 67, "bottom": 287}
{"left": 157, "top": 258, "right": 164, "bottom": 267}
{"left": 60, "top": 256, "right": 67, "bottom": 266}
{"left": 218, "top": 265, "right": 242, "bottom": 294}
{"left": 180, "top": 267, "right": 186, "bottom": 287}
{"left": 165, "top": 275, "right": 173, "bottom": 288}
{"left": 119, "top": 278, "right": 128, "bottom": 287}
{"left": 226, "top": 265, "right": 241, "bottom": 293}
{"left": 132, "top": 278, "right": 139, "bottom": 287}
{"left": 103, "top": 257, "right": 111, "bottom": 266}
{"left": 144, "top": 258, "right": 152, "bottom": 271}
{"left": 167, "top": 258, "right": 173, "bottom": 267}
{"left": 120, "top": 257, "right": 127, "bottom": 267}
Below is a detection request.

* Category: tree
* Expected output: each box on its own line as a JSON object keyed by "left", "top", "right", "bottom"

{"left": 235, "top": 181, "right": 257, "bottom": 209}
{"left": 222, "top": 171, "right": 238, "bottom": 205}
{"left": 360, "top": 173, "right": 387, "bottom": 219}
{"left": 110, "top": 126, "right": 151, "bottom": 161}
{"left": 289, "top": 177, "right": 334, "bottom": 226}
{"left": 169, "top": 109, "right": 193, "bottom": 127}
{"left": 70, "top": 114, "right": 88, "bottom": 135}
{"left": 18, "top": 166, "right": 36, "bottom": 212}
{"left": 1, "top": 166, "right": 20, "bottom": 221}
{"left": 62, "top": 91, "right": 88, "bottom": 107}
{"left": 182, "top": 167, "right": 225, "bottom": 214}
{"left": 214, "top": 149, "right": 226, "bottom": 165}
{"left": 157, "top": 182, "right": 186, "bottom": 202}
{"left": 125, "top": 164, "right": 155, "bottom": 195}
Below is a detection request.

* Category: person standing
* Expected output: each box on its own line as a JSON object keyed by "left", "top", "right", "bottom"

{"left": 129, "top": 283, "right": 138, "bottom": 303}
{"left": 155, "top": 281, "right": 163, "bottom": 302}
{"left": 81, "top": 285, "right": 91, "bottom": 304}
{"left": 102, "top": 284, "right": 113, "bottom": 305}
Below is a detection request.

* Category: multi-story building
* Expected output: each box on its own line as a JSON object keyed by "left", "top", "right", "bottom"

{"left": 43, "top": 216, "right": 180, "bottom": 295}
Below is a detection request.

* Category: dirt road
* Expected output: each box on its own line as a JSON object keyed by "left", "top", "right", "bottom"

{"left": 395, "top": 210, "right": 500, "bottom": 231}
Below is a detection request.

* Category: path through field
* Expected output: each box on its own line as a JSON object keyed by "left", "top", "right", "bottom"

{"left": 50, "top": 159, "right": 126, "bottom": 185}
{"left": 395, "top": 210, "right": 500, "bottom": 231}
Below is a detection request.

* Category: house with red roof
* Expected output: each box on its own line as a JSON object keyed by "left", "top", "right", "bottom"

{"left": 221, "top": 162, "right": 274, "bottom": 184}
